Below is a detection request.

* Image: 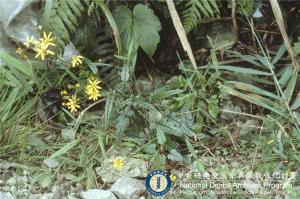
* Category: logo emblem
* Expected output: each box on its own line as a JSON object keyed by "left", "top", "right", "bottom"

{"left": 145, "top": 170, "right": 171, "bottom": 196}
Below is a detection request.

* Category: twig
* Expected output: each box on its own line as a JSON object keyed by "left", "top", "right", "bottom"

{"left": 269, "top": 0, "right": 299, "bottom": 72}
{"left": 166, "top": 0, "right": 197, "bottom": 70}
{"left": 231, "top": 0, "right": 238, "bottom": 41}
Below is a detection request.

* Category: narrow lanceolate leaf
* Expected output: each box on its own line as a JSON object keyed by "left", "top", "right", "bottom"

{"left": 272, "top": 43, "right": 286, "bottom": 65}
{"left": 220, "top": 84, "right": 284, "bottom": 116}
{"left": 49, "top": 139, "right": 79, "bottom": 159}
{"left": 96, "top": 0, "right": 122, "bottom": 54}
{"left": 283, "top": 71, "right": 298, "bottom": 103}
{"left": 225, "top": 81, "right": 280, "bottom": 100}
{"left": 217, "top": 65, "right": 271, "bottom": 76}
{"left": 290, "top": 95, "right": 300, "bottom": 110}
{"left": 0, "top": 52, "right": 34, "bottom": 80}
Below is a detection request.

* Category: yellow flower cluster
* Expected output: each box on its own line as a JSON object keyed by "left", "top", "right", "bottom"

{"left": 112, "top": 159, "right": 124, "bottom": 170}
{"left": 85, "top": 77, "right": 101, "bottom": 101}
{"left": 71, "top": 55, "right": 84, "bottom": 67}
{"left": 23, "top": 32, "right": 55, "bottom": 61}
{"left": 65, "top": 95, "right": 81, "bottom": 113}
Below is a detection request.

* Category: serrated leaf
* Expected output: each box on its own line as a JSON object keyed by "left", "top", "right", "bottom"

{"left": 115, "top": 111, "right": 130, "bottom": 142}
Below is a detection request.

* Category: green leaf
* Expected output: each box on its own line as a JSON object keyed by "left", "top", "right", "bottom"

{"left": 104, "top": 94, "right": 114, "bottom": 129}
{"left": 207, "top": 95, "right": 219, "bottom": 119}
{"left": 185, "top": 138, "right": 197, "bottom": 159}
{"left": 34, "top": 173, "right": 52, "bottom": 188}
{"left": 220, "top": 83, "right": 284, "bottom": 116}
{"left": 167, "top": 149, "right": 183, "bottom": 162}
{"left": 217, "top": 65, "right": 271, "bottom": 76}
{"left": 226, "top": 81, "right": 280, "bottom": 100}
{"left": 114, "top": 4, "right": 161, "bottom": 56}
{"left": 156, "top": 126, "right": 166, "bottom": 145}
{"left": 96, "top": 0, "right": 122, "bottom": 54}
{"left": 0, "top": 52, "right": 34, "bottom": 80}
{"left": 49, "top": 139, "right": 79, "bottom": 159}
{"left": 115, "top": 110, "right": 130, "bottom": 142}
{"left": 142, "top": 143, "right": 157, "bottom": 154}
{"left": 272, "top": 43, "right": 286, "bottom": 65}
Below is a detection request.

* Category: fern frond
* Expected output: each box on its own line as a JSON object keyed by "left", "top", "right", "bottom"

{"left": 181, "top": 0, "right": 219, "bottom": 33}
{"left": 43, "top": 0, "right": 85, "bottom": 51}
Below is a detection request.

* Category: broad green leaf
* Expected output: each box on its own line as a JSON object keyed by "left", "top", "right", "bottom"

{"left": 114, "top": 4, "right": 161, "bottom": 56}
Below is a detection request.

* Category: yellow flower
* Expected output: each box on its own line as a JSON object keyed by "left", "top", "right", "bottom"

{"left": 71, "top": 55, "right": 84, "bottom": 67}
{"left": 16, "top": 47, "right": 23, "bottom": 55}
{"left": 113, "top": 159, "right": 124, "bottom": 170}
{"left": 65, "top": 95, "right": 80, "bottom": 113}
{"left": 39, "top": 32, "right": 55, "bottom": 47}
{"left": 61, "top": 90, "right": 68, "bottom": 95}
{"left": 34, "top": 44, "right": 55, "bottom": 60}
{"left": 75, "top": 83, "right": 80, "bottom": 88}
{"left": 170, "top": 174, "right": 176, "bottom": 182}
{"left": 85, "top": 77, "right": 101, "bottom": 101}
{"left": 24, "top": 36, "right": 37, "bottom": 48}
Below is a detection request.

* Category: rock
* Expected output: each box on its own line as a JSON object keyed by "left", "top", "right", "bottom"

{"left": 243, "top": 179, "right": 260, "bottom": 194}
{"left": 0, "top": 192, "right": 15, "bottom": 199}
{"left": 51, "top": 185, "right": 63, "bottom": 198}
{"left": 80, "top": 189, "right": 116, "bottom": 199}
{"left": 43, "top": 158, "right": 60, "bottom": 168}
{"left": 110, "top": 177, "right": 145, "bottom": 199}
{"left": 0, "top": 161, "right": 16, "bottom": 170}
{"left": 6, "top": 177, "right": 16, "bottom": 186}
{"left": 40, "top": 193, "right": 54, "bottom": 199}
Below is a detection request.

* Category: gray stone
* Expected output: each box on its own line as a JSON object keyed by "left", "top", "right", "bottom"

{"left": 0, "top": 192, "right": 15, "bottom": 199}
{"left": 40, "top": 193, "right": 54, "bottom": 199}
{"left": 6, "top": 177, "right": 16, "bottom": 186}
{"left": 110, "top": 177, "right": 145, "bottom": 199}
{"left": 80, "top": 189, "right": 116, "bottom": 199}
{"left": 43, "top": 158, "right": 59, "bottom": 168}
